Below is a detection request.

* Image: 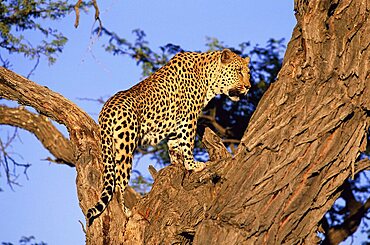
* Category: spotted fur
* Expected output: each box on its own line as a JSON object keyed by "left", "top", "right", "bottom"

{"left": 86, "top": 49, "right": 251, "bottom": 226}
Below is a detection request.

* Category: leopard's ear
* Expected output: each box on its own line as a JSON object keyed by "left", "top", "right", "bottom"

{"left": 220, "top": 49, "right": 234, "bottom": 64}
{"left": 244, "top": 56, "right": 250, "bottom": 64}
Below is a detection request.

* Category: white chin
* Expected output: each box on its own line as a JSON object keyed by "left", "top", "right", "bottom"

{"left": 230, "top": 96, "right": 240, "bottom": 102}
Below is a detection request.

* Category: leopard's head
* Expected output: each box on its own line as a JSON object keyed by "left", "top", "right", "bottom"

{"left": 218, "top": 49, "right": 251, "bottom": 102}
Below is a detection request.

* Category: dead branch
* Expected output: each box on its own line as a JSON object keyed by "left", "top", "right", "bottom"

{"left": 74, "top": 0, "right": 83, "bottom": 28}
{"left": 74, "top": 0, "right": 102, "bottom": 30}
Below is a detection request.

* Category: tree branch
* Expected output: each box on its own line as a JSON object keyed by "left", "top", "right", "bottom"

{"left": 201, "top": 127, "right": 231, "bottom": 162}
{"left": 323, "top": 181, "right": 370, "bottom": 244}
{"left": 199, "top": 114, "right": 228, "bottom": 137}
{"left": 0, "top": 105, "right": 75, "bottom": 166}
{"left": 74, "top": 0, "right": 102, "bottom": 30}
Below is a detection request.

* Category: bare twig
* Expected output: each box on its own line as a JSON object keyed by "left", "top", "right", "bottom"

{"left": 0, "top": 53, "right": 11, "bottom": 69}
{"left": 26, "top": 52, "right": 40, "bottom": 79}
{"left": 0, "top": 131, "right": 31, "bottom": 189}
{"left": 77, "top": 97, "right": 106, "bottom": 105}
{"left": 79, "top": 220, "right": 87, "bottom": 234}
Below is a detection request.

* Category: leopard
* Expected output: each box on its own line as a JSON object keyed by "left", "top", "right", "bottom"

{"left": 86, "top": 49, "right": 251, "bottom": 226}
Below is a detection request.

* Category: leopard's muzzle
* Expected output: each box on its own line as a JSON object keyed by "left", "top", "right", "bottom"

{"left": 228, "top": 86, "right": 248, "bottom": 102}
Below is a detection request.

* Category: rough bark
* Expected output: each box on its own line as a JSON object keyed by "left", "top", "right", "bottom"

{"left": 0, "top": 0, "right": 369, "bottom": 244}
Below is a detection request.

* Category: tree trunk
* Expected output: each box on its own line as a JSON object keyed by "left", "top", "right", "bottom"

{"left": 0, "top": 0, "right": 369, "bottom": 244}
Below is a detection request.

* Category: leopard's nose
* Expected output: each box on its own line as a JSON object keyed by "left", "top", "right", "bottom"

{"left": 244, "top": 74, "right": 251, "bottom": 90}
{"left": 244, "top": 80, "right": 251, "bottom": 90}
{"left": 240, "top": 86, "right": 248, "bottom": 95}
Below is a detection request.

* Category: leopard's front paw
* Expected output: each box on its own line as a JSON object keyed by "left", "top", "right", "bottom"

{"left": 185, "top": 160, "right": 207, "bottom": 172}
{"left": 124, "top": 206, "right": 132, "bottom": 217}
{"left": 192, "top": 161, "right": 206, "bottom": 172}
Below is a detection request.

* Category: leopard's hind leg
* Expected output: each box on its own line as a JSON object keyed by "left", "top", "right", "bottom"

{"left": 113, "top": 110, "right": 138, "bottom": 216}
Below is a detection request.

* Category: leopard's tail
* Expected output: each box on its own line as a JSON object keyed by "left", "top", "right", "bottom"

{"left": 86, "top": 123, "right": 116, "bottom": 226}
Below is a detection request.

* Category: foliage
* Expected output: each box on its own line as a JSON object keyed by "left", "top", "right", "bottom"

{"left": 98, "top": 28, "right": 184, "bottom": 78}
{"left": 0, "top": 0, "right": 91, "bottom": 76}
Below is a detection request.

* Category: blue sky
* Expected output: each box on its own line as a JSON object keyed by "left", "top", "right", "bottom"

{"left": 0, "top": 1, "right": 356, "bottom": 244}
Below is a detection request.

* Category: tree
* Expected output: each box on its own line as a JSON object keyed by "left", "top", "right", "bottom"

{"left": 0, "top": 0, "right": 369, "bottom": 244}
